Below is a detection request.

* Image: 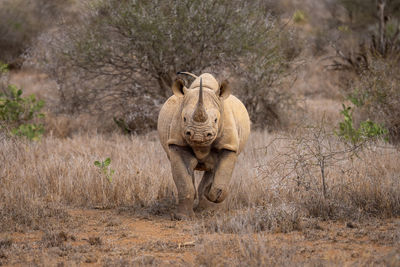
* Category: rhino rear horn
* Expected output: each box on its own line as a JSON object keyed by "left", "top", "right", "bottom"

{"left": 177, "top": 71, "right": 198, "bottom": 79}
{"left": 193, "top": 78, "right": 208, "bottom": 123}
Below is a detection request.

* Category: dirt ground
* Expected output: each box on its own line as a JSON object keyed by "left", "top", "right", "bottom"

{"left": 0, "top": 208, "right": 399, "bottom": 266}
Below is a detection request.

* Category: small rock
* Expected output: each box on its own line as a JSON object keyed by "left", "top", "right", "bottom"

{"left": 346, "top": 222, "right": 356, "bottom": 229}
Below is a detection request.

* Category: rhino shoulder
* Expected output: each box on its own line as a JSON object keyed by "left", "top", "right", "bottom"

{"left": 214, "top": 95, "right": 250, "bottom": 154}
{"left": 158, "top": 96, "right": 186, "bottom": 151}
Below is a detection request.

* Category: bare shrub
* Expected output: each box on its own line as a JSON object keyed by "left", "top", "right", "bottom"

{"left": 192, "top": 124, "right": 399, "bottom": 222}
{"left": 33, "top": 0, "right": 298, "bottom": 133}
{"left": 260, "top": 121, "right": 400, "bottom": 220}
{"left": 41, "top": 231, "right": 70, "bottom": 248}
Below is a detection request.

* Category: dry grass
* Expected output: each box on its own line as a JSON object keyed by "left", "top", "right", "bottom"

{"left": 194, "top": 229, "right": 400, "bottom": 267}
{"left": 0, "top": 133, "right": 175, "bottom": 231}
{"left": 1, "top": 126, "right": 399, "bottom": 232}
{"left": 0, "top": 133, "right": 173, "bottom": 205}
{"left": 197, "top": 204, "right": 301, "bottom": 234}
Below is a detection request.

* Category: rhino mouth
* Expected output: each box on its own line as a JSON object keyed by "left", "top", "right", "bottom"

{"left": 184, "top": 129, "right": 216, "bottom": 146}
{"left": 186, "top": 138, "right": 215, "bottom": 146}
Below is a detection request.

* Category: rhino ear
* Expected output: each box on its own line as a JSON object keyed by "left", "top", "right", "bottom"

{"left": 172, "top": 79, "right": 188, "bottom": 97}
{"left": 218, "top": 80, "right": 231, "bottom": 100}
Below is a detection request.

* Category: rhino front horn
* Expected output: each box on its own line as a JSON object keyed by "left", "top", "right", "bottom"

{"left": 193, "top": 78, "right": 208, "bottom": 123}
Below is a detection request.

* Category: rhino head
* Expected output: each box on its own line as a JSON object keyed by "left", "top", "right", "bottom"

{"left": 171, "top": 74, "right": 230, "bottom": 147}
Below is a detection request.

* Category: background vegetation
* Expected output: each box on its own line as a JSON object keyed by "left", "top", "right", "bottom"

{"left": 30, "top": 0, "right": 298, "bottom": 132}
{"left": 0, "top": 0, "right": 399, "bottom": 265}
{"left": 0, "top": 0, "right": 70, "bottom": 69}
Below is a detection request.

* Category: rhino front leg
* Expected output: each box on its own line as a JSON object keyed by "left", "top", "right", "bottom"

{"left": 168, "top": 145, "right": 198, "bottom": 220}
{"left": 205, "top": 150, "right": 237, "bottom": 203}
{"left": 194, "top": 170, "right": 213, "bottom": 210}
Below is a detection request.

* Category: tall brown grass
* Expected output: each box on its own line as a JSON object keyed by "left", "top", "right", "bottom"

{"left": 1, "top": 128, "right": 399, "bottom": 232}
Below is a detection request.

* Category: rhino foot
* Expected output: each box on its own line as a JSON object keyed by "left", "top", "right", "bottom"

{"left": 194, "top": 196, "right": 222, "bottom": 212}
{"left": 170, "top": 210, "right": 195, "bottom": 221}
{"left": 205, "top": 185, "right": 228, "bottom": 203}
{"left": 171, "top": 199, "right": 195, "bottom": 220}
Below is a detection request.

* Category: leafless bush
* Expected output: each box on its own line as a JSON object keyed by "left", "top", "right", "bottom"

{"left": 260, "top": 121, "right": 400, "bottom": 220}
{"left": 33, "top": 0, "right": 298, "bottom": 133}
{"left": 40, "top": 231, "right": 71, "bottom": 248}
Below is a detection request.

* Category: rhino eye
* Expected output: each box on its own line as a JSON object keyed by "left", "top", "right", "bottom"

{"left": 214, "top": 118, "right": 218, "bottom": 123}
{"left": 184, "top": 117, "right": 187, "bottom": 122}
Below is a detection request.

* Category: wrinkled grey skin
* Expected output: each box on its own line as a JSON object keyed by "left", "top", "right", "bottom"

{"left": 158, "top": 73, "right": 250, "bottom": 219}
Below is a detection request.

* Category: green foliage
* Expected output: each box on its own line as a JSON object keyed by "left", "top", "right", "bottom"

{"left": 113, "top": 117, "right": 133, "bottom": 134}
{"left": 11, "top": 124, "right": 44, "bottom": 141}
{"left": 94, "top": 157, "right": 115, "bottom": 183}
{"left": 337, "top": 25, "right": 349, "bottom": 32}
{"left": 346, "top": 57, "right": 400, "bottom": 143}
{"left": 359, "top": 120, "right": 388, "bottom": 139}
{"left": 293, "top": 10, "right": 307, "bottom": 24}
{"left": 0, "top": 62, "right": 8, "bottom": 74}
{"left": 336, "top": 104, "right": 388, "bottom": 145}
{"left": 0, "top": 84, "right": 45, "bottom": 140}
{"left": 347, "top": 90, "right": 365, "bottom": 107}
{"left": 332, "top": 1, "right": 400, "bottom": 143}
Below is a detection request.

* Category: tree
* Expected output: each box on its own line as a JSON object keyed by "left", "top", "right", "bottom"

{"left": 35, "top": 0, "right": 297, "bottom": 132}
